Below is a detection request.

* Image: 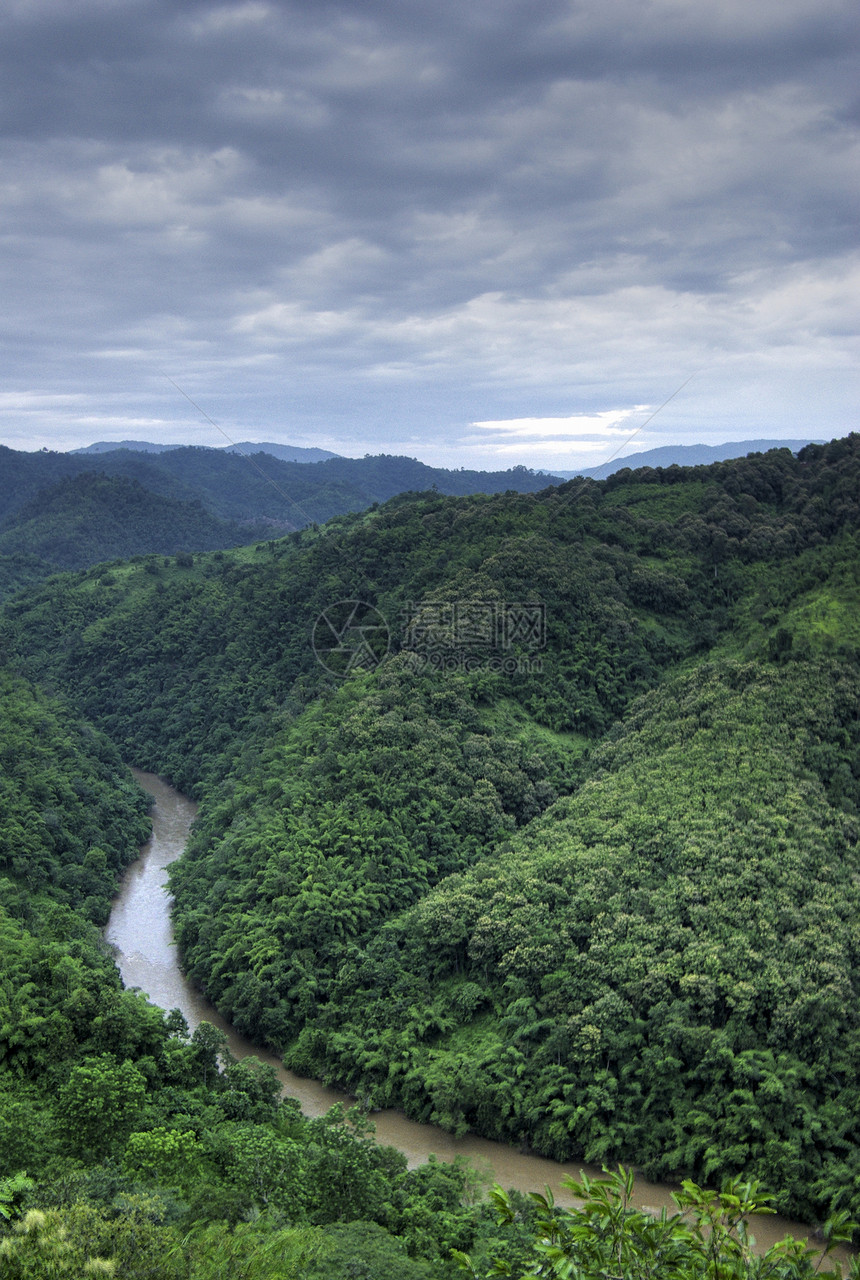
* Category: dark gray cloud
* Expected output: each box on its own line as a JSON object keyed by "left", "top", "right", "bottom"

{"left": 0, "top": 0, "right": 857, "bottom": 466}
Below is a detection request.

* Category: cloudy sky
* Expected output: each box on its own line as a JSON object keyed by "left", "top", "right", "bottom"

{"left": 1, "top": 0, "right": 857, "bottom": 469}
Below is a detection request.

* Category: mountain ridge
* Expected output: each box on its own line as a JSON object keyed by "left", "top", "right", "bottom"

{"left": 550, "top": 437, "right": 823, "bottom": 479}
{"left": 4, "top": 433, "right": 859, "bottom": 1228}
{"left": 72, "top": 439, "right": 341, "bottom": 463}
{"left": 0, "top": 444, "right": 559, "bottom": 590}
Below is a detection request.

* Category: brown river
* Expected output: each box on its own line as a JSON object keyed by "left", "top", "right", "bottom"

{"left": 105, "top": 770, "right": 851, "bottom": 1266}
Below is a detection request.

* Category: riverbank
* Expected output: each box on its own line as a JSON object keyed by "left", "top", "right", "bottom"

{"left": 107, "top": 769, "right": 852, "bottom": 1266}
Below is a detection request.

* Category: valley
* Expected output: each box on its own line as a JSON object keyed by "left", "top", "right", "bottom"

{"left": 1, "top": 434, "right": 859, "bottom": 1278}
{"left": 109, "top": 768, "right": 855, "bottom": 1267}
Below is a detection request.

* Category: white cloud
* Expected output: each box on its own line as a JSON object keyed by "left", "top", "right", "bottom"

{"left": 187, "top": 3, "right": 272, "bottom": 37}
{"left": 233, "top": 299, "right": 363, "bottom": 341}
{"left": 468, "top": 411, "right": 645, "bottom": 441}
{"left": 0, "top": 0, "right": 856, "bottom": 460}
{"left": 91, "top": 149, "right": 245, "bottom": 228}
{"left": 0, "top": 391, "right": 87, "bottom": 411}
{"left": 456, "top": 409, "right": 658, "bottom": 468}
{"left": 218, "top": 85, "right": 331, "bottom": 127}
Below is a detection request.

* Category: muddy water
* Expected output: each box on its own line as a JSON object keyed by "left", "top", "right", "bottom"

{"left": 107, "top": 770, "right": 849, "bottom": 1264}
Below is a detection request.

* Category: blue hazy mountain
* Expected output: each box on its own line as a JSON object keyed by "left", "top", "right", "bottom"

{"left": 0, "top": 443, "right": 557, "bottom": 591}
{"left": 72, "top": 440, "right": 340, "bottom": 463}
{"left": 71, "top": 440, "right": 183, "bottom": 454}
{"left": 222, "top": 442, "right": 341, "bottom": 463}
{"left": 549, "top": 438, "right": 823, "bottom": 480}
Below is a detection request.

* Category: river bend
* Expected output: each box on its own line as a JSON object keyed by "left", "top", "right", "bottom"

{"left": 106, "top": 769, "right": 847, "bottom": 1262}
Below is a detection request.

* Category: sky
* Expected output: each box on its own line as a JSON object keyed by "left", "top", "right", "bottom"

{"left": 0, "top": 0, "right": 857, "bottom": 470}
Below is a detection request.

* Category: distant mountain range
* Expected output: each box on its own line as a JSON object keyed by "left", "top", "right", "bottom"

{"left": 0, "top": 435, "right": 826, "bottom": 597}
{"left": 70, "top": 435, "right": 823, "bottom": 479}
{"left": 0, "top": 445, "right": 555, "bottom": 528}
{"left": 0, "top": 472, "right": 262, "bottom": 577}
{"left": 70, "top": 440, "right": 187, "bottom": 455}
{"left": 549, "top": 438, "right": 822, "bottom": 480}
{"left": 0, "top": 443, "right": 554, "bottom": 595}
{"left": 222, "top": 442, "right": 340, "bottom": 463}
{"left": 72, "top": 440, "right": 341, "bottom": 464}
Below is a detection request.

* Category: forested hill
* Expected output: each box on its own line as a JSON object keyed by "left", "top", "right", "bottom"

{"left": 553, "top": 437, "right": 821, "bottom": 479}
{"left": 0, "top": 443, "right": 556, "bottom": 528}
{"left": 71, "top": 439, "right": 341, "bottom": 462}
{"left": 0, "top": 473, "right": 271, "bottom": 579}
{"left": 3, "top": 433, "right": 860, "bottom": 1236}
{"left": 0, "top": 668, "right": 509, "bottom": 1279}
{"left": 0, "top": 444, "right": 559, "bottom": 590}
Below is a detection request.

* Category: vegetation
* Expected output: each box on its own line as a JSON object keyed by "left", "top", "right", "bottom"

{"left": 2, "top": 434, "right": 860, "bottom": 1275}
{"left": 0, "top": 671, "right": 519, "bottom": 1277}
{"left": 0, "top": 473, "right": 272, "bottom": 576}
{"left": 0, "top": 669, "right": 150, "bottom": 924}
{"left": 288, "top": 657, "right": 860, "bottom": 1222}
{"left": 455, "top": 1167, "right": 859, "bottom": 1279}
{"left": 0, "top": 445, "right": 559, "bottom": 589}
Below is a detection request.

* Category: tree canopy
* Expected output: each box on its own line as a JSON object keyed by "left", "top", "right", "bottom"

{"left": 2, "top": 434, "right": 860, "bottom": 1274}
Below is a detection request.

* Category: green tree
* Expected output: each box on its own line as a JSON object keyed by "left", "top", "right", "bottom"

{"left": 191, "top": 1022, "right": 231, "bottom": 1088}
{"left": 122, "top": 1128, "right": 200, "bottom": 1186}
{"left": 56, "top": 1054, "right": 147, "bottom": 1157}
{"left": 455, "top": 1168, "right": 860, "bottom": 1280}
{"left": 0, "top": 1208, "right": 115, "bottom": 1279}
{"left": 0, "top": 1172, "right": 34, "bottom": 1222}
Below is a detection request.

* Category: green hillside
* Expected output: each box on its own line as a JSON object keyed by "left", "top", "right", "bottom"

{"left": 0, "top": 443, "right": 557, "bottom": 530}
{"left": 0, "top": 445, "right": 562, "bottom": 588}
{"left": 0, "top": 672, "right": 501, "bottom": 1279}
{"left": 2, "top": 434, "right": 860, "bottom": 1256}
{"left": 5, "top": 676, "right": 831, "bottom": 1280}
{"left": 286, "top": 657, "right": 860, "bottom": 1221}
{"left": 0, "top": 472, "right": 269, "bottom": 574}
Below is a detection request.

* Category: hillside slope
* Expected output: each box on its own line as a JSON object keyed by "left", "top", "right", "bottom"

{"left": 0, "top": 670, "right": 494, "bottom": 1277}
{"left": 3, "top": 434, "right": 859, "bottom": 1223}
{"left": 0, "top": 443, "right": 557, "bottom": 526}
{"left": 0, "top": 444, "right": 561, "bottom": 587}
{"left": 284, "top": 656, "right": 859, "bottom": 1221}
{"left": 0, "top": 472, "right": 269, "bottom": 573}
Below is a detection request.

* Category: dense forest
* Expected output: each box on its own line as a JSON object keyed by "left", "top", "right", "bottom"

{"left": 0, "top": 444, "right": 557, "bottom": 584}
{"left": 0, "top": 443, "right": 558, "bottom": 523}
{"left": 0, "top": 473, "right": 272, "bottom": 578}
{"left": 0, "top": 445, "right": 559, "bottom": 595}
{"left": 0, "top": 670, "right": 510, "bottom": 1278}
{"left": 1, "top": 434, "right": 860, "bottom": 1276}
